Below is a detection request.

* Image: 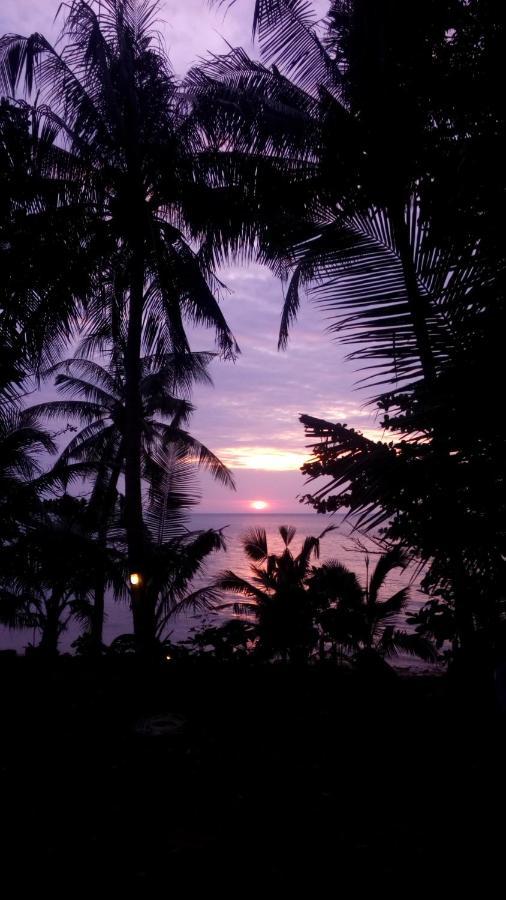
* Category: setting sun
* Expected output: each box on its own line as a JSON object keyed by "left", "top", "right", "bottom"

{"left": 250, "top": 500, "right": 269, "bottom": 511}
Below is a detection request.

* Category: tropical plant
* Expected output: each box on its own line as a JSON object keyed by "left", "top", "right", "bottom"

{"left": 308, "top": 547, "right": 438, "bottom": 665}
{"left": 298, "top": 349, "right": 506, "bottom": 652}
{"left": 0, "top": 99, "right": 35, "bottom": 400}
{"left": 103, "top": 439, "right": 229, "bottom": 653}
{"left": 196, "top": 1, "right": 506, "bottom": 657}
{"left": 0, "top": 0, "right": 239, "bottom": 650}
{"left": 194, "top": 0, "right": 478, "bottom": 387}
{"left": 29, "top": 352, "right": 234, "bottom": 648}
{"left": 186, "top": 618, "right": 253, "bottom": 661}
{"left": 0, "top": 407, "right": 56, "bottom": 547}
{"left": 216, "top": 524, "right": 335, "bottom": 661}
{"left": 0, "top": 494, "right": 124, "bottom": 655}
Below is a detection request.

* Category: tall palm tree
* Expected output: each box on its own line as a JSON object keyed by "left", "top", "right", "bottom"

{"left": 216, "top": 524, "right": 335, "bottom": 661}
{"left": 0, "top": 0, "right": 239, "bottom": 649}
{"left": 29, "top": 352, "right": 234, "bottom": 647}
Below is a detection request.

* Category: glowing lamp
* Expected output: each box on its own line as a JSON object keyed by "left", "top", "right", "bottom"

{"left": 129, "top": 572, "right": 142, "bottom": 587}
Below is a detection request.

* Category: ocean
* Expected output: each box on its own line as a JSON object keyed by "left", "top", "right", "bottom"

{"left": 0, "top": 512, "right": 433, "bottom": 669}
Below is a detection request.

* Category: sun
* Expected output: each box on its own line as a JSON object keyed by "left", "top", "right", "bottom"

{"left": 250, "top": 500, "right": 269, "bottom": 511}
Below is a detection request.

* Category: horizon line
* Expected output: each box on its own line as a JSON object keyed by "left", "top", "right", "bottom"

{"left": 190, "top": 510, "right": 336, "bottom": 515}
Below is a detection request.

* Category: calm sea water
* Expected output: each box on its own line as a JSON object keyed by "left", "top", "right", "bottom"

{"left": 0, "top": 513, "right": 433, "bottom": 669}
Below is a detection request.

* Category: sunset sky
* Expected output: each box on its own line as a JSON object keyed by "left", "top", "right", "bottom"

{"left": 0, "top": 0, "right": 381, "bottom": 512}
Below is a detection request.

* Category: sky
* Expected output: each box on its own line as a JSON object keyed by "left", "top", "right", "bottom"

{"left": 0, "top": 0, "right": 380, "bottom": 513}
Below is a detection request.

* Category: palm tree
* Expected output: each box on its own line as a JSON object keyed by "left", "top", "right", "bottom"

{"left": 0, "top": 407, "right": 57, "bottom": 547}
{"left": 0, "top": 0, "right": 239, "bottom": 649}
{"left": 309, "top": 547, "right": 438, "bottom": 665}
{"left": 198, "top": 2, "right": 506, "bottom": 655}
{"left": 216, "top": 524, "right": 335, "bottom": 661}
{"left": 0, "top": 494, "right": 124, "bottom": 655}
{"left": 192, "top": 0, "right": 476, "bottom": 390}
{"left": 29, "top": 352, "right": 234, "bottom": 648}
{"left": 106, "top": 439, "right": 229, "bottom": 654}
{"left": 146, "top": 486, "right": 225, "bottom": 643}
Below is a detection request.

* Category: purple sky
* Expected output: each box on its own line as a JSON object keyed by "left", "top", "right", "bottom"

{"left": 1, "top": 1, "right": 380, "bottom": 513}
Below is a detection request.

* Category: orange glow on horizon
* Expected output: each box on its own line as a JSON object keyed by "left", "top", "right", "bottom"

{"left": 250, "top": 500, "right": 269, "bottom": 511}
{"left": 215, "top": 447, "right": 307, "bottom": 471}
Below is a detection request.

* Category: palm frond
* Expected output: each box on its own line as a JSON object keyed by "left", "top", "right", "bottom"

{"left": 374, "top": 587, "right": 410, "bottom": 622}
{"left": 215, "top": 569, "right": 270, "bottom": 604}
{"left": 309, "top": 558, "right": 363, "bottom": 606}
{"left": 242, "top": 527, "right": 269, "bottom": 562}
{"left": 251, "top": 0, "right": 339, "bottom": 96}
{"left": 380, "top": 627, "right": 439, "bottom": 663}
{"left": 279, "top": 524, "right": 296, "bottom": 547}
{"left": 369, "top": 547, "right": 409, "bottom": 604}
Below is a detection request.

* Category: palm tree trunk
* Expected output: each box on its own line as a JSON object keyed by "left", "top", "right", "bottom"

{"left": 89, "top": 446, "right": 125, "bottom": 654}
{"left": 91, "top": 567, "right": 106, "bottom": 651}
{"left": 389, "top": 203, "right": 436, "bottom": 384}
{"left": 39, "top": 591, "right": 61, "bottom": 656}
{"left": 452, "top": 557, "right": 475, "bottom": 658}
{"left": 124, "top": 245, "right": 150, "bottom": 652}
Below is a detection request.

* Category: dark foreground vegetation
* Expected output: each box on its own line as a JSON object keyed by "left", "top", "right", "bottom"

{"left": 1, "top": 654, "right": 505, "bottom": 890}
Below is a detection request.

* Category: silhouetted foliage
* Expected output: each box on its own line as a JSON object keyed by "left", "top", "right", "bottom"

{"left": 212, "top": 525, "right": 434, "bottom": 665}
{"left": 310, "top": 547, "right": 437, "bottom": 664}
{"left": 0, "top": 494, "right": 125, "bottom": 654}
{"left": 216, "top": 524, "right": 335, "bottom": 661}
{"left": 0, "top": 0, "right": 238, "bottom": 652}
{"left": 200, "top": 1, "right": 506, "bottom": 659}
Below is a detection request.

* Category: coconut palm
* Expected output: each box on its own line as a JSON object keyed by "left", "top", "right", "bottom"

{"left": 107, "top": 439, "right": 229, "bottom": 653}
{"left": 32, "top": 353, "right": 233, "bottom": 496}
{"left": 216, "top": 524, "right": 335, "bottom": 661}
{"left": 1, "top": 95, "right": 82, "bottom": 376}
{"left": 0, "top": 407, "right": 57, "bottom": 547}
{"left": 0, "top": 0, "right": 239, "bottom": 649}
{"left": 0, "top": 494, "right": 125, "bottom": 655}
{"left": 28, "top": 352, "right": 234, "bottom": 647}
{"left": 309, "top": 547, "right": 438, "bottom": 665}
{"left": 148, "top": 522, "right": 227, "bottom": 647}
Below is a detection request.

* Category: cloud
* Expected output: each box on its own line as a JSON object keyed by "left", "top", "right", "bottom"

{"left": 215, "top": 446, "right": 308, "bottom": 471}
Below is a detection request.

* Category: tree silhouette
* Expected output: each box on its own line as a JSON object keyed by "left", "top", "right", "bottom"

{"left": 310, "top": 547, "right": 437, "bottom": 665}
{"left": 0, "top": 494, "right": 124, "bottom": 654}
{"left": 0, "top": 407, "right": 56, "bottom": 548}
{"left": 216, "top": 524, "right": 335, "bottom": 661}
{"left": 199, "top": 1, "right": 506, "bottom": 657}
{"left": 29, "top": 352, "right": 233, "bottom": 648}
{"left": 195, "top": 0, "right": 478, "bottom": 388}
{"left": 0, "top": 0, "right": 238, "bottom": 651}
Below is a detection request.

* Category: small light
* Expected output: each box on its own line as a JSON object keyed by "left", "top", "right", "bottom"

{"left": 130, "top": 572, "right": 142, "bottom": 587}
{"left": 165, "top": 655, "right": 172, "bottom": 661}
